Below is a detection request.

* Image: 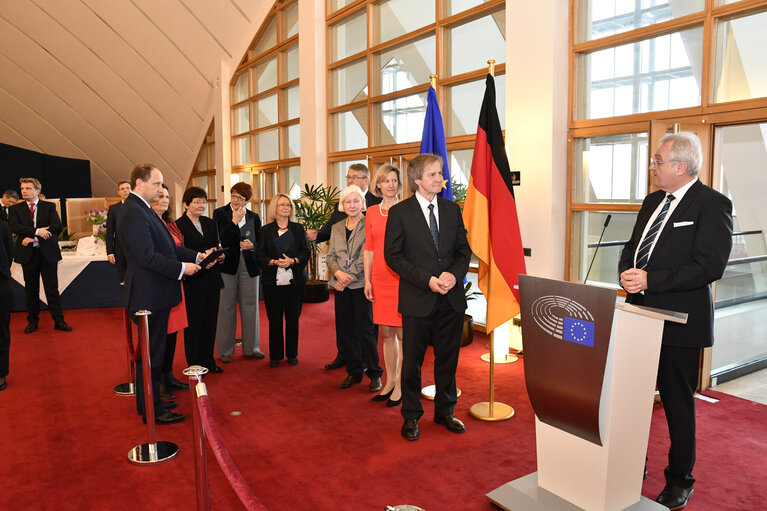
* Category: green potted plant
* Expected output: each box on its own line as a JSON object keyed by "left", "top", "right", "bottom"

{"left": 461, "top": 280, "right": 481, "bottom": 346}
{"left": 57, "top": 227, "right": 77, "bottom": 254}
{"left": 294, "top": 183, "right": 340, "bottom": 303}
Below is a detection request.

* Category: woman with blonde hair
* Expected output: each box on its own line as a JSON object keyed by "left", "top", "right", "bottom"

{"left": 256, "top": 193, "right": 309, "bottom": 367}
{"left": 364, "top": 164, "right": 403, "bottom": 406}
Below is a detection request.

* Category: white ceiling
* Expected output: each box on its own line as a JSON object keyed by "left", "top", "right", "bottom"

{"left": 0, "top": 0, "right": 269, "bottom": 196}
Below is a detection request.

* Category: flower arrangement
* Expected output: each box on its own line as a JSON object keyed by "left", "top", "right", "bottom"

{"left": 85, "top": 209, "right": 108, "bottom": 242}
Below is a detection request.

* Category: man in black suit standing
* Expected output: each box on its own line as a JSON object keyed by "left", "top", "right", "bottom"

{"left": 106, "top": 180, "right": 132, "bottom": 283}
{"left": 384, "top": 154, "right": 471, "bottom": 441}
{"left": 307, "top": 163, "right": 382, "bottom": 370}
{"left": 8, "top": 178, "right": 71, "bottom": 334}
{"left": 118, "top": 163, "right": 212, "bottom": 425}
{"left": 1, "top": 190, "right": 19, "bottom": 222}
{"left": 620, "top": 132, "right": 732, "bottom": 510}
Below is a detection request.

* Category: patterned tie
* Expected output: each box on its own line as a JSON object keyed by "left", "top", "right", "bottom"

{"left": 29, "top": 203, "right": 35, "bottom": 223}
{"left": 635, "top": 194, "right": 675, "bottom": 269}
{"left": 428, "top": 203, "right": 439, "bottom": 251}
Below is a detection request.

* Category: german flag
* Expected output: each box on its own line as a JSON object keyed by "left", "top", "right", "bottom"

{"left": 463, "top": 74, "right": 526, "bottom": 333}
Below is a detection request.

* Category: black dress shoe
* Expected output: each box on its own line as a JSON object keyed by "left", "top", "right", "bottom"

{"left": 24, "top": 323, "right": 38, "bottom": 334}
{"left": 163, "top": 373, "right": 190, "bottom": 391}
{"left": 160, "top": 384, "right": 175, "bottom": 401}
{"left": 339, "top": 374, "right": 363, "bottom": 389}
{"left": 401, "top": 419, "right": 419, "bottom": 441}
{"left": 155, "top": 411, "right": 185, "bottom": 425}
{"left": 209, "top": 365, "right": 224, "bottom": 374}
{"left": 324, "top": 358, "right": 346, "bottom": 370}
{"left": 369, "top": 377, "right": 382, "bottom": 393}
{"left": 434, "top": 414, "right": 466, "bottom": 433}
{"left": 269, "top": 360, "right": 279, "bottom": 367}
{"left": 372, "top": 389, "right": 393, "bottom": 402}
{"left": 656, "top": 484, "right": 693, "bottom": 510}
{"left": 0, "top": 378, "right": 6, "bottom": 391}
{"left": 54, "top": 322, "right": 73, "bottom": 332}
{"left": 386, "top": 397, "right": 402, "bottom": 407}
{"left": 161, "top": 400, "right": 178, "bottom": 410}
{"left": 288, "top": 358, "right": 298, "bottom": 366}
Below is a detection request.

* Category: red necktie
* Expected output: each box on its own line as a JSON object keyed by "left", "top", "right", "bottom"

{"left": 29, "top": 203, "right": 35, "bottom": 219}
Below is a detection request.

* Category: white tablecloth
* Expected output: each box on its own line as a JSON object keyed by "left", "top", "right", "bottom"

{"left": 11, "top": 253, "right": 108, "bottom": 305}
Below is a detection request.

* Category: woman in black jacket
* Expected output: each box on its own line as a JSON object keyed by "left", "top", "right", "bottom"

{"left": 176, "top": 187, "right": 224, "bottom": 373}
{"left": 256, "top": 193, "right": 309, "bottom": 367}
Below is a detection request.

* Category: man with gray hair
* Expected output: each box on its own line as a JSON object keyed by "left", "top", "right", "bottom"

{"left": 620, "top": 132, "right": 733, "bottom": 510}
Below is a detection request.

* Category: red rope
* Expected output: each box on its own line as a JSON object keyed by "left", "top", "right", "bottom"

{"left": 197, "top": 396, "right": 268, "bottom": 511}
{"left": 123, "top": 310, "right": 141, "bottom": 363}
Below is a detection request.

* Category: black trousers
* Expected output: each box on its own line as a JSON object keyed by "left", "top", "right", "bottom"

{"left": 134, "top": 309, "right": 170, "bottom": 419}
{"left": 0, "top": 277, "right": 12, "bottom": 378}
{"left": 21, "top": 250, "right": 64, "bottom": 324}
{"left": 163, "top": 332, "right": 178, "bottom": 374}
{"left": 401, "top": 296, "right": 463, "bottom": 421}
{"left": 183, "top": 290, "right": 220, "bottom": 370}
{"left": 263, "top": 284, "right": 302, "bottom": 361}
{"left": 335, "top": 287, "right": 382, "bottom": 379}
{"left": 657, "top": 344, "right": 701, "bottom": 489}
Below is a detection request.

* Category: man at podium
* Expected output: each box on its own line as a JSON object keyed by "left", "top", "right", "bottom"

{"left": 619, "top": 132, "right": 733, "bottom": 510}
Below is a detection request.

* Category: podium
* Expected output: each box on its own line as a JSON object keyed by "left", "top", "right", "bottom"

{"left": 487, "top": 276, "right": 687, "bottom": 511}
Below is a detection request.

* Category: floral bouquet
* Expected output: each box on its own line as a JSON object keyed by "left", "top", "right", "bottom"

{"left": 85, "top": 209, "right": 108, "bottom": 242}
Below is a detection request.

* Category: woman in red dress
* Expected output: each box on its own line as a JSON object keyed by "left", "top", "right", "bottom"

{"left": 364, "top": 164, "right": 403, "bottom": 406}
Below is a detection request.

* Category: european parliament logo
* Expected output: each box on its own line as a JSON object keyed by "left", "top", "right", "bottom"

{"left": 530, "top": 295, "right": 596, "bottom": 348}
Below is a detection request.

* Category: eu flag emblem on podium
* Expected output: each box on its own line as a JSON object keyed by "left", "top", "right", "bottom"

{"left": 563, "top": 317, "right": 595, "bottom": 347}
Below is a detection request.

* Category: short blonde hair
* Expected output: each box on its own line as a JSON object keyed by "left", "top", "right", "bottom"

{"left": 370, "top": 163, "right": 402, "bottom": 197}
{"left": 267, "top": 193, "right": 296, "bottom": 222}
{"left": 19, "top": 177, "right": 42, "bottom": 191}
{"left": 338, "top": 185, "right": 366, "bottom": 213}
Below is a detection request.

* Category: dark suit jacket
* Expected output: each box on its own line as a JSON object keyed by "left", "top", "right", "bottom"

{"left": 175, "top": 214, "right": 224, "bottom": 294}
{"left": 0, "top": 221, "right": 12, "bottom": 279}
{"left": 8, "top": 200, "right": 62, "bottom": 264}
{"left": 619, "top": 180, "right": 733, "bottom": 348}
{"left": 117, "top": 192, "right": 198, "bottom": 315}
{"left": 384, "top": 195, "right": 471, "bottom": 317}
{"left": 315, "top": 190, "right": 382, "bottom": 243}
{"left": 256, "top": 221, "right": 309, "bottom": 287}
{"left": 105, "top": 201, "right": 124, "bottom": 258}
{"left": 212, "top": 203, "right": 261, "bottom": 277}
{"left": 0, "top": 206, "right": 9, "bottom": 223}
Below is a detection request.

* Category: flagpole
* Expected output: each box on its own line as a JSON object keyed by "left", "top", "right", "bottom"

{"left": 429, "top": 74, "right": 436, "bottom": 88}
{"left": 468, "top": 59, "right": 514, "bottom": 422}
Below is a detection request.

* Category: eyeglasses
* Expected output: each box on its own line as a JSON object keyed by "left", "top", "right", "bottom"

{"left": 190, "top": 199, "right": 207, "bottom": 205}
{"left": 231, "top": 194, "right": 247, "bottom": 201}
{"left": 346, "top": 175, "right": 367, "bottom": 181}
{"left": 649, "top": 158, "right": 679, "bottom": 166}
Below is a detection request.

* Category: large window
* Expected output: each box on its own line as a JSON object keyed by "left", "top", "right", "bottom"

{"left": 187, "top": 121, "right": 217, "bottom": 217}
{"left": 230, "top": 1, "right": 300, "bottom": 218}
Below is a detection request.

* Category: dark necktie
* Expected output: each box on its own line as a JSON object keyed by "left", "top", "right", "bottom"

{"left": 428, "top": 203, "right": 439, "bottom": 251}
{"left": 29, "top": 203, "right": 35, "bottom": 225}
{"left": 636, "top": 194, "right": 675, "bottom": 269}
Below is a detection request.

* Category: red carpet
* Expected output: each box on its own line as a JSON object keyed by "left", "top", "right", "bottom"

{"left": 1, "top": 299, "right": 766, "bottom": 510}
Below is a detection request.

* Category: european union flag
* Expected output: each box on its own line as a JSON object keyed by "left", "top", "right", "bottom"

{"left": 562, "top": 317, "right": 595, "bottom": 347}
{"left": 420, "top": 86, "right": 453, "bottom": 200}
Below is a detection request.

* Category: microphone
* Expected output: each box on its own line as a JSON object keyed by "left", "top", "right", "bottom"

{"left": 583, "top": 214, "right": 611, "bottom": 284}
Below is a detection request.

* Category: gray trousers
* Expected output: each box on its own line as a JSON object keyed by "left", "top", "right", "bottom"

{"left": 215, "top": 252, "right": 261, "bottom": 356}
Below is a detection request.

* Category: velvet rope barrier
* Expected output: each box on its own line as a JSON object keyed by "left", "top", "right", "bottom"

{"left": 196, "top": 395, "right": 268, "bottom": 511}
{"left": 125, "top": 312, "right": 142, "bottom": 363}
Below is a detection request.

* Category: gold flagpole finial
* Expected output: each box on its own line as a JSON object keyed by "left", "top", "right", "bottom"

{"left": 429, "top": 74, "right": 437, "bottom": 88}
{"left": 488, "top": 60, "right": 496, "bottom": 77}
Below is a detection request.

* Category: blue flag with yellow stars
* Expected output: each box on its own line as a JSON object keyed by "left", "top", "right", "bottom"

{"left": 420, "top": 86, "right": 453, "bottom": 200}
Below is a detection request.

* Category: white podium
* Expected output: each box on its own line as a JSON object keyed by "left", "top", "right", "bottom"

{"left": 488, "top": 277, "right": 686, "bottom": 511}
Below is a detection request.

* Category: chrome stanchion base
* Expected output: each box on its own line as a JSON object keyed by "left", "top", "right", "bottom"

{"left": 113, "top": 382, "right": 135, "bottom": 396}
{"left": 127, "top": 441, "right": 179, "bottom": 465}
{"left": 480, "top": 353, "right": 518, "bottom": 364}
{"left": 421, "top": 385, "right": 462, "bottom": 400}
{"left": 469, "top": 401, "right": 515, "bottom": 422}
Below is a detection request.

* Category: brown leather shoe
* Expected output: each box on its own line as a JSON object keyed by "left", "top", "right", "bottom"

{"left": 369, "top": 377, "right": 382, "bottom": 393}
{"left": 656, "top": 485, "right": 693, "bottom": 510}
{"left": 339, "top": 374, "right": 362, "bottom": 389}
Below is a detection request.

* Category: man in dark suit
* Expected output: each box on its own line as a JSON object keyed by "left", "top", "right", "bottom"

{"left": 118, "top": 163, "right": 211, "bottom": 425}
{"left": 384, "top": 154, "right": 471, "bottom": 441}
{"left": 106, "top": 180, "right": 131, "bottom": 283}
{"left": 0, "top": 218, "right": 13, "bottom": 391}
{"left": 8, "top": 178, "right": 71, "bottom": 334}
{"left": 619, "top": 132, "right": 733, "bottom": 510}
{"left": 307, "top": 163, "right": 382, "bottom": 370}
{"left": 1, "top": 190, "right": 19, "bottom": 222}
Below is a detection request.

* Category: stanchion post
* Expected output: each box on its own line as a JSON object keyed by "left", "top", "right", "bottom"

{"left": 127, "top": 310, "right": 179, "bottom": 465}
{"left": 469, "top": 331, "right": 515, "bottom": 421}
{"left": 184, "top": 365, "right": 211, "bottom": 511}
{"left": 113, "top": 308, "right": 136, "bottom": 396}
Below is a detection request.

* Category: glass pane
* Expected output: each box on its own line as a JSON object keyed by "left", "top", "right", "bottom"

{"left": 328, "top": 0, "right": 356, "bottom": 15}
{"left": 232, "top": 72, "right": 249, "bottom": 103}
{"left": 372, "top": 0, "right": 435, "bottom": 45}
{"left": 571, "top": 211, "right": 639, "bottom": 284}
{"left": 448, "top": 148, "right": 473, "bottom": 199}
{"left": 284, "top": 44, "right": 299, "bottom": 82}
{"left": 282, "top": 1, "right": 299, "bottom": 40}
{"left": 576, "top": 0, "right": 704, "bottom": 43}
{"left": 192, "top": 176, "right": 208, "bottom": 194}
{"left": 330, "top": 58, "right": 368, "bottom": 107}
{"left": 374, "top": 92, "right": 427, "bottom": 145}
{"left": 574, "top": 133, "right": 648, "bottom": 204}
{"left": 711, "top": 122, "right": 767, "bottom": 376}
{"left": 256, "top": 129, "right": 279, "bottom": 162}
{"left": 255, "top": 94, "right": 278, "bottom": 128}
{"left": 446, "top": 74, "right": 506, "bottom": 136}
{"left": 375, "top": 36, "right": 435, "bottom": 96}
{"left": 284, "top": 84, "right": 300, "bottom": 120}
{"left": 282, "top": 166, "right": 302, "bottom": 199}
{"left": 446, "top": 11, "right": 505, "bottom": 77}
{"left": 254, "top": 57, "right": 278, "bottom": 94}
{"left": 713, "top": 10, "right": 767, "bottom": 103}
{"left": 253, "top": 16, "right": 277, "bottom": 56}
{"left": 234, "top": 136, "right": 251, "bottom": 166}
{"left": 443, "top": 0, "right": 494, "bottom": 17}
{"left": 577, "top": 27, "right": 703, "bottom": 119}
{"left": 331, "top": 107, "right": 368, "bottom": 151}
{"left": 232, "top": 104, "right": 250, "bottom": 135}
{"left": 330, "top": 159, "right": 367, "bottom": 191}
{"left": 329, "top": 9, "right": 366, "bottom": 63}
{"left": 283, "top": 124, "right": 301, "bottom": 158}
